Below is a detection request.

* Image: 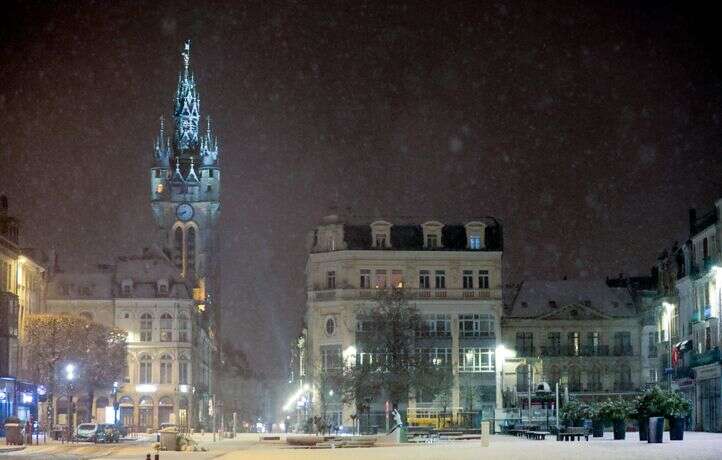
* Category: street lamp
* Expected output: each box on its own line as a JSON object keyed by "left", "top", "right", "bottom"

{"left": 663, "top": 302, "right": 675, "bottom": 388}
{"left": 495, "top": 345, "right": 515, "bottom": 410}
{"left": 64, "top": 364, "right": 76, "bottom": 443}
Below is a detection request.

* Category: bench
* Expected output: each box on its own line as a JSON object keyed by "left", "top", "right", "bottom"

{"left": 556, "top": 427, "right": 589, "bottom": 441}
{"left": 524, "top": 431, "right": 550, "bottom": 440}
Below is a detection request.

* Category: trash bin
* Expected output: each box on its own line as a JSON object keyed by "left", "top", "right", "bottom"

{"left": 648, "top": 417, "right": 664, "bottom": 444}
{"left": 4, "top": 417, "right": 24, "bottom": 445}
{"left": 159, "top": 427, "right": 178, "bottom": 451}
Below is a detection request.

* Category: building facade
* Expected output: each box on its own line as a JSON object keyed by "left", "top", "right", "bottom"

{"left": 0, "top": 195, "right": 46, "bottom": 431}
{"left": 46, "top": 248, "right": 213, "bottom": 431}
{"left": 655, "top": 201, "right": 722, "bottom": 432}
{"left": 304, "top": 215, "right": 503, "bottom": 429}
{"left": 501, "top": 280, "right": 644, "bottom": 412}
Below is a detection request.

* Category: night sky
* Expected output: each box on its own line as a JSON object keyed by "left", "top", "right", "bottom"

{"left": 3, "top": 1, "right": 722, "bottom": 376}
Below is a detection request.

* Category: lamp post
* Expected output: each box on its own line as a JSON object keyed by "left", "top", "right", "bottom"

{"left": 64, "top": 364, "right": 75, "bottom": 443}
{"left": 663, "top": 302, "right": 675, "bottom": 389}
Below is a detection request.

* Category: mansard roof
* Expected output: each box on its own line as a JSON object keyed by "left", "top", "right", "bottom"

{"left": 503, "top": 279, "right": 636, "bottom": 319}
{"left": 338, "top": 218, "right": 502, "bottom": 251}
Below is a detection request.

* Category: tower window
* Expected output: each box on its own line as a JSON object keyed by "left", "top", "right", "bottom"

{"left": 154, "top": 170, "right": 161, "bottom": 178}
{"left": 207, "top": 185, "right": 212, "bottom": 192}
{"left": 186, "top": 227, "right": 196, "bottom": 275}
{"left": 156, "top": 183, "right": 164, "bottom": 194}
{"left": 209, "top": 169, "right": 214, "bottom": 178}
{"left": 174, "top": 227, "right": 183, "bottom": 271}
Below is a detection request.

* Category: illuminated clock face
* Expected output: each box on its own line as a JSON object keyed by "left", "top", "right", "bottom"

{"left": 176, "top": 203, "right": 194, "bottom": 221}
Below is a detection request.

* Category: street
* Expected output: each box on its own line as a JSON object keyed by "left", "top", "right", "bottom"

{"left": 2, "top": 432, "right": 722, "bottom": 460}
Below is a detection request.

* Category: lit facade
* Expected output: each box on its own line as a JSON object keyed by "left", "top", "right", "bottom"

{"left": 304, "top": 215, "right": 503, "bottom": 429}
{"left": 501, "top": 279, "right": 644, "bottom": 409}
{"left": 46, "top": 249, "right": 213, "bottom": 431}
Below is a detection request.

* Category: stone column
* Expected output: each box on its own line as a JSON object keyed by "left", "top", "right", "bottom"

{"left": 451, "top": 316, "right": 460, "bottom": 419}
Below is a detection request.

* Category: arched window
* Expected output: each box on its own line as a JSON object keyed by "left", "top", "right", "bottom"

{"left": 178, "top": 314, "right": 189, "bottom": 342}
{"left": 174, "top": 227, "right": 183, "bottom": 271}
{"left": 139, "top": 396, "right": 153, "bottom": 429}
{"left": 158, "top": 396, "right": 174, "bottom": 425}
{"left": 178, "top": 353, "right": 190, "bottom": 385}
{"left": 160, "top": 313, "right": 173, "bottom": 342}
{"left": 139, "top": 355, "right": 152, "bottom": 384}
{"left": 140, "top": 313, "right": 153, "bottom": 342}
{"left": 160, "top": 354, "right": 173, "bottom": 384}
{"left": 516, "top": 364, "right": 530, "bottom": 392}
{"left": 186, "top": 227, "right": 196, "bottom": 275}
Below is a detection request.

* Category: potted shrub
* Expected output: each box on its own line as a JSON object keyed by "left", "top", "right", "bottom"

{"left": 633, "top": 387, "right": 665, "bottom": 442}
{"left": 560, "top": 400, "right": 589, "bottom": 428}
{"left": 663, "top": 391, "right": 691, "bottom": 441}
{"left": 588, "top": 402, "right": 604, "bottom": 438}
{"left": 599, "top": 399, "right": 632, "bottom": 440}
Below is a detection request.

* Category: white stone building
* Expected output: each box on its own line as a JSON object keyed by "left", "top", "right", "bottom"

{"left": 46, "top": 248, "right": 213, "bottom": 431}
{"left": 501, "top": 279, "right": 643, "bottom": 411}
{"left": 304, "top": 215, "right": 503, "bottom": 429}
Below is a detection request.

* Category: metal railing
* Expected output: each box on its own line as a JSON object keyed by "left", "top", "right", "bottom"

{"left": 308, "top": 287, "right": 499, "bottom": 301}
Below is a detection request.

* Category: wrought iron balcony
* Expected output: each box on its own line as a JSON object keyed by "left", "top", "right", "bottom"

{"left": 690, "top": 347, "right": 721, "bottom": 368}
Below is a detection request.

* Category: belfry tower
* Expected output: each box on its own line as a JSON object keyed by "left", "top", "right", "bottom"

{"left": 150, "top": 40, "right": 221, "bottom": 336}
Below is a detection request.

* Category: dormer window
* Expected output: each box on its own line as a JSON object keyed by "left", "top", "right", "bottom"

{"left": 422, "top": 221, "right": 443, "bottom": 249}
{"left": 371, "top": 221, "right": 392, "bottom": 249}
{"left": 121, "top": 280, "right": 133, "bottom": 297}
{"left": 157, "top": 280, "right": 169, "bottom": 296}
{"left": 465, "top": 221, "right": 486, "bottom": 250}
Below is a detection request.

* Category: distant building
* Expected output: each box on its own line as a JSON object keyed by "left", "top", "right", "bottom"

{"left": 501, "top": 279, "right": 643, "bottom": 410}
{"left": 304, "top": 215, "right": 503, "bottom": 430}
{"left": 46, "top": 248, "right": 213, "bottom": 431}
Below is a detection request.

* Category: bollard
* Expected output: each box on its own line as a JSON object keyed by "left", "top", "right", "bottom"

{"left": 155, "top": 454, "right": 160, "bottom": 460}
{"left": 145, "top": 455, "right": 151, "bottom": 460}
{"left": 481, "top": 421, "right": 490, "bottom": 447}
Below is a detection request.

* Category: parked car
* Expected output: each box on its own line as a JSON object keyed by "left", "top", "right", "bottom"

{"left": 95, "top": 424, "right": 121, "bottom": 443}
{"left": 75, "top": 423, "right": 100, "bottom": 442}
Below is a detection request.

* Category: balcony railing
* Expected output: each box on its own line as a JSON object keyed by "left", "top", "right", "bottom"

{"left": 613, "top": 345, "right": 634, "bottom": 356}
{"left": 539, "top": 345, "right": 613, "bottom": 357}
{"left": 673, "top": 366, "right": 694, "bottom": 380}
{"left": 539, "top": 346, "right": 561, "bottom": 357}
{"left": 308, "top": 287, "right": 499, "bottom": 302}
{"left": 690, "top": 347, "right": 721, "bottom": 368}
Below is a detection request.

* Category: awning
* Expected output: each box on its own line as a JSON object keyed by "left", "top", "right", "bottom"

{"left": 675, "top": 340, "right": 693, "bottom": 351}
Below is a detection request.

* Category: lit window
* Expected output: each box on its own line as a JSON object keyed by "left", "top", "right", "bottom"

{"left": 160, "top": 313, "right": 173, "bottom": 342}
{"left": 391, "top": 269, "right": 404, "bottom": 288}
{"left": 140, "top": 313, "right": 153, "bottom": 342}
{"left": 469, "top": 236, "right": 481, "bottom": 250}
{"left": 458, "top": 348, "right": 494, "bottom": 373}
{"left": 156, "top": 183, "right": 164, "bottom": 194}
{"left": 139, "top": 355, "right": 152, "bottom": 384}
{"left": 375, "top": 270, "right": 387, "bottom": 289}
{"left": 160, "top": 354, "right": 173, "bottom": 384}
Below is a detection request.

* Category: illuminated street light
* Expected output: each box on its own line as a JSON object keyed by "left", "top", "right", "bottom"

{"left": 65, "top": 364, "right": 75, "bottom": 381}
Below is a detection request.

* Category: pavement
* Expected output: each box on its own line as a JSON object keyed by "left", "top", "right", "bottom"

{"left": 1, "top": 431, "right": 721, "bottom": 459}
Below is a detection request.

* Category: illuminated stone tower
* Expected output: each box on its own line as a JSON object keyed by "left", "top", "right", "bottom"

{"left": 150, "top": 40, "right": 221, "bottom": 333}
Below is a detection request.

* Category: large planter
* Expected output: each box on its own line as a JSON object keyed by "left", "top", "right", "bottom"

{"left": 638, "top": 418, "right": 649, "bottom": 441}
{"left": 648, "top": 417, "right": 664, "bottom": 443}
{"left": 592, "top": 420, "right": 604, "bottom": 438}
{"left": 669, "top": 416, "right": 685, "bottom": 441}
{"left": 612, "top": 419, "right": 626, "bottom": 440}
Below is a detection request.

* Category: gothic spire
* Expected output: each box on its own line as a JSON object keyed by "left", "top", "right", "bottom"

{"left": 154, "top": 116, "right": 170, "bottom": 166}
{"left": 174, "top": 39, "right": 200, "bottom": 151}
